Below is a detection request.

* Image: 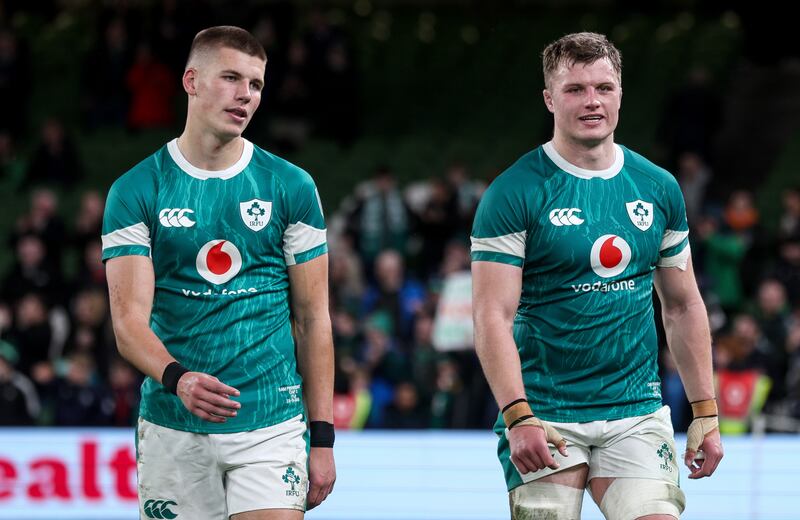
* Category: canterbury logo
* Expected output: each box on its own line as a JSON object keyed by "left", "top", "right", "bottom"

{"left": 159, "top": 208, "right": 196, "bottom": 228}
{"left": 143, "top": 499, "right": 178, "bottom": 519}
{"left": 549, "top": 208, "right": 584, "bottom": 226}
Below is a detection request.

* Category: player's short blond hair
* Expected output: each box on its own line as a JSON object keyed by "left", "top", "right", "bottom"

{"left": 186, "top": 25, "right": 267, "bottom": 68}
{"left": 541, "top": 32, "right": 622, "bottom": 88}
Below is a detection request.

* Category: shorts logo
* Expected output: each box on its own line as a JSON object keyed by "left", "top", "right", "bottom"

{"left": 626, "top": 200, "right": 653, "bottom": 231}
{"left": 590, "top": 235, "right": 631, "bottom": 278}
{"left": 657, "top": 442, "right": 674, "bottom": 472}
{"left": 143, "top": 499, "right": 178, "bottom": 519}
{"left": 240, "top": 199, "right": 272, "bottom": 232}
{"left": 282, "top": 467, "right": 302, "bottom": 496}
{"left": 196, "top": 240, "right": 242, "bottom": 284}
{"left": 549, "top": 207, "right": 584, "bottom": 226}
{"left": 159, "top": 208, "right": 195, "bottom": 228}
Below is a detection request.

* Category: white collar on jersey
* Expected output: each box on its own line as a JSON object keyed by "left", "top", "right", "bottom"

{"left": 167, "top": 138, "right": 254, "bottom": 180}
{"left": 542, "top": 141, "right": 624, "bottom": 180}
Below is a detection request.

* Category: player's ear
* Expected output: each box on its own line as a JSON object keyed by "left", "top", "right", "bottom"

{"left": 183, "top": 68, "right": 198, "bottom": 96}
{"left": 543, "top": 89, "right": 555, "bottom": 114}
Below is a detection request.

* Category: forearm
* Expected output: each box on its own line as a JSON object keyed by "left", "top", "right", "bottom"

{"left": 113, "top": 317, "right": 176, "bottom": 383}
{"left": 663, "top": 300, "right": 715, "bottom": 402}
{"left": 474, "top": 312, "right": 526, "bottom": 409}
{"left": 296, "top": 315, "right": 334, "bottom": 422}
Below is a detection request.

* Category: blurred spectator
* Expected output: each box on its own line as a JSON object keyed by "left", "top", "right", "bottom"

{"left": 53, "top": 353, "right": 114, "bottom": 426}
{"left": 25, "top": 119, "right": 83, "bottom": 188}
{"left": 772, "top": 236, "right": 800, "bottom": 306}
{"left": 329, "top": 241, "right": 365, "bottom": 314}
{"left": 446, "top": 162, "right": 484, "bottom": 235}
{"left": 75, "top": 240, "right": 107, "bottom": 289}
{"left": 332, "top": 367, "right": 372, "bottom": 430}
{"left": 345, "top": 167, "right": 412, "bottom": 272}
{"left": 0, "top": 340, "right": 40, "bottom": 425}
{"left": 416, "top": 178, "right": 459, "bottom": 278}
{"left": 715, "top": 314, "right": 773, "bottom": 373}
{"left": 383, "top": 381, "right": 428, "bottom": 429}
{"left": 779, "top": 186, "right": 800, "bottom": 241}
{"left": 676, "top": 151, "right": 711, "bottom": 227}
{"left": 65, "top": 289, "right": 114, "bottom": 381}
{"left": 0, "top": 28, "right": 31, "bottom": 137}
{"left": 430, "top": 359, "right": 461, "bottom": 428}
{"left": 8, "top": 293, "right": 53, "bottom": 377}
{"left": 1, "top": 236, "right": 61, "bottom": 306}
{"left": 362, "top": 250, "right": 425, "bottom": 343}
{"left": 109, "top": 358, "right": 141, "bottom": 427}
{"left": 83, "top": 16, "right": 132, "bottom": 129}
{"left": 71, "top": 190, "right": 105, "bottom": 255}
{"left": 754, "top": 279, "right": 792, "bottom": 403}
{"left": 696, "top": 211, "right": 747, "bottom": 314}
{"left": 126, "top": 42, "right": 176, "bottom": 130}
{"left": 11, "top": 188, "right": 67, "bottom": 275}
{"left": 0, "top": 130, "right": 26, "bottom": 187}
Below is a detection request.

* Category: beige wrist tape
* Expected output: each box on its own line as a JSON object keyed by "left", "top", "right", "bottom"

{"left": 686, "top": 416, "right": 719, "bottom": 452}
{"left": 515, "top": 417, "right": 567, "bottom": 448}
{"left": 690, "top": 398, "right": 718, "bottom": 418}
{"left": 502, "top": 400, "right": 534, "bottom": 428}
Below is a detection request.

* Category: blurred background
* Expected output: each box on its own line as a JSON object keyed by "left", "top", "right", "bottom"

{"left": 0, "top": 0, "right": 799, "bottom": 519}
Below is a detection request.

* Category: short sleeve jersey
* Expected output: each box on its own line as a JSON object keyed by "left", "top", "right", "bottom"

{"left": 102, "top": 139, "right": 327, "bottom": 433}
{"left": 471, "top": 142, "right": 690, "bottom": 423}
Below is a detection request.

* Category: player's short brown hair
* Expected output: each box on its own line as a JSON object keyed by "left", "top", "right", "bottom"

{"left": 186, "top": 25, "right": 267, "bottom": 67}
{"left": 541, "top": 32, "right": 621, "bottom": 88}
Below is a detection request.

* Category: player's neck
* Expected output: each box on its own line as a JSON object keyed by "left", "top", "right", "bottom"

{"left": 176, "top": 128, "right": 244, "bottom": 171}
{"left": 550, "top": 135, "right": 616, "bottom": 171}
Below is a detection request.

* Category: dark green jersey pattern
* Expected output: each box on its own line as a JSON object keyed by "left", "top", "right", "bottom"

{"left": 472, "top": 143, "right": 689, "bottom": 423}
{"left": 102, "top": 139, "right": 327, "bottom": 433}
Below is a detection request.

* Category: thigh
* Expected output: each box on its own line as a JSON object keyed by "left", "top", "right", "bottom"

{"left": 509, "top": 465, "right": 589, "bottom": 520}
{"left": 219, "top": 415, "right": 309, "bottom": 516}
{"left": 137, "top": 417, "right": 226, "bottom": 520}
{"left": 589, "top": 406, "right": 681, "bottom": 486}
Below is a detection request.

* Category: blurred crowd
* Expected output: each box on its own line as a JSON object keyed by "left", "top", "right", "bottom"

{"left": 0, "top": 3, "right": 799, "bottom": 434}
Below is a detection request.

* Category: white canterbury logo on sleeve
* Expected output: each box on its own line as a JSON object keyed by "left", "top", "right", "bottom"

{"left": 159, "top": 208, "right": 196, "bottom": 228}
{"left": 549, "top": 208, "right": 584, "bottom": 226}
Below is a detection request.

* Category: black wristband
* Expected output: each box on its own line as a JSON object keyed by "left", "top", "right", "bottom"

{"left": 162, "top": 362, "right": 189, "bottom": 395}
{"left": 309, "top": 421, "right": 335, "bottom": 448}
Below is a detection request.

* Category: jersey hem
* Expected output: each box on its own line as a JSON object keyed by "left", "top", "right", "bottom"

{"left": 138, "top": 408, "right": 304, "bottom": 434}
{"left": 532, "top": 401, "right": 663, "bottom": 423}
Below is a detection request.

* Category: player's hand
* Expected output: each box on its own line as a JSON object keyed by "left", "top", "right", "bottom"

{"left": 307, "top": 447, "right": 336, "bottom": 510}
{"left": 684, "top": 417, "right": 723, "bottom": 479}
{"left": 175, "top": 372, "right": 240, "bottom": 423}
{"left": 508, "top": 417, "right": 568, "bottom": 473}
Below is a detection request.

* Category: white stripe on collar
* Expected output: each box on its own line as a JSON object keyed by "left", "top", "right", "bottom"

{"left": 543, "top": 141, "right": 624, "bottom": 180}
{"left": 167, "top": 138, "right": 253, "bottom": 180}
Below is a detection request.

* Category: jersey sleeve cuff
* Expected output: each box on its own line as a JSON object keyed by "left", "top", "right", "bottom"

{"left": 287, "top": 243, "right": 328, "bottom": 266}
{"left": 102, "top": 245, "right": 151, "bottom": 262}
{"left": 471, "top": 250, "right": 524, "bottom": 267}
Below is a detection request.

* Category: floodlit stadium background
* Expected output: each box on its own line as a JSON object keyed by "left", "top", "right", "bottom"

{"left": 1, "top": 2, "right": 799, "bottom": 519}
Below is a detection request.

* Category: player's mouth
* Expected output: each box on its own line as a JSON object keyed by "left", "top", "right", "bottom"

{"left": 225, "top": 107, "right": 248, "bottom": 123}
{"left": 579, "top": 114, "right": 604, "bottom": 124}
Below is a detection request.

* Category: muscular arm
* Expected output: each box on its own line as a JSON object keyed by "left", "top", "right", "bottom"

{"left": 288, "top": 254, "right": 334, "bottom": 423}
{"left": 288, "top": 253, "right": 336, "bottom": 508}
{"left": 653, "top": 256, "right": 714, "bottom": 402}
{"left": 106, "top": 256, "right": 175, "bottom": 380}
{"left": 654, "top": 256, "right": 723, "bottom": 478}
{"left": 472, "top": 261, "right": 526, "bottom": 407}
{"left": 106, "top": 255, "right": 240, "bottom": 423}
{"left": 472, "top": 260, "right": 564, "bottom": 472}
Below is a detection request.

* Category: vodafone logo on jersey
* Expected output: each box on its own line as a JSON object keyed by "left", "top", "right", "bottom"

{"left": 590, "top": 234, "right": 631, "bottom": 278}
{"left": 196, "top": 240, "right": 242, "bottom": 284}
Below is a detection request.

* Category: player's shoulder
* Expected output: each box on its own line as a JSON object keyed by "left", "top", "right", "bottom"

{"left": 620, "top": 145, "right": 678, "bottom": 188}
{"left": 488, "top": 147, "right": 554, "bottom": 194}
{"left": 108, "top": 144, "right": 168, "bottom": 197}
{"left": 250, "top": 142, "right": 316, "bottom": 191}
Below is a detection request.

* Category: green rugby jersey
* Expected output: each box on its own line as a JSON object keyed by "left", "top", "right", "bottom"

{"left": 471, "top": 142, "right": 689, "bottom": 423}
{"left": 102, "top": 138, "right": 327, "bottom": 433}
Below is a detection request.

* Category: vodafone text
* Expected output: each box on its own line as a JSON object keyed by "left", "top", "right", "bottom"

{"left": 181, "top": 287, "right": 258, "bottom": 297}
{"left": 571, "top": 279, "right": 636, "bottom": 293}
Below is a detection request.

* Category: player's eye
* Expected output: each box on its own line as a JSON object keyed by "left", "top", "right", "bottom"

{"left": 223, "top": 75, "right": 236, "bottom": 81}
{"left": 250, "top": 82, "right": 263, "bottom": 91}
